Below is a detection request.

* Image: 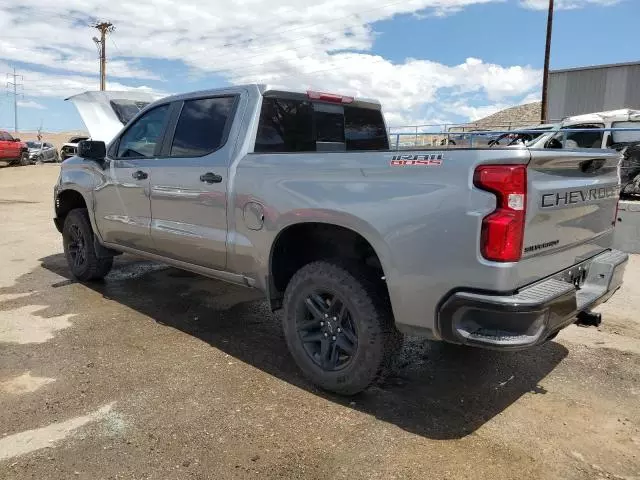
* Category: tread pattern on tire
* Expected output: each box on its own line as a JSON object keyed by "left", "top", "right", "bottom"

{"left": 63, "top": 208, "right": 113, "bottom": 281}
{"left": 282, "top": 260, "right": 401, "bottom": 395}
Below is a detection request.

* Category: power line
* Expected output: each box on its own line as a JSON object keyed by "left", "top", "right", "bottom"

{"left": 6, "top": 67, "right": 24, "bottom": 133}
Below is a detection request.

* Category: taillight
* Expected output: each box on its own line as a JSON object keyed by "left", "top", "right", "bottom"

{"left": 473, "top": 165, "right": 527, "bottom": 262}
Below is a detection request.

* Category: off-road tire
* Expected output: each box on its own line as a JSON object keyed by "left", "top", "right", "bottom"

{"left": 62, "top": 208, "right": 113, "bottom": 281}
{"left": 282, "top": 260, "right": 400, "bottom": 395}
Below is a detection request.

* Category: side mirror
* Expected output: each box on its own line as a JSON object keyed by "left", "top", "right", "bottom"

{"left": 13, "top": 138, "right": 20, "bottom": 142}
{"left": 77, "top": 140, "right": 106, "bottom": 161}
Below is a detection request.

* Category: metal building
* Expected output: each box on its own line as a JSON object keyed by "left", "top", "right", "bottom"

{"left": 547, "top": 61, "right": 640, "bottom": 121}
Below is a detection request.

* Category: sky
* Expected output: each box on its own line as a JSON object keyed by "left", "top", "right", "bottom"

{"left": 0, "top": 0, "right": 637, "bottom": 133}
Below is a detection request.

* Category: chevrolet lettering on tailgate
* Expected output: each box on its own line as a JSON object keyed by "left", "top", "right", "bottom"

{"left": 541, "top": 186, "right": 620, "bottom": 208}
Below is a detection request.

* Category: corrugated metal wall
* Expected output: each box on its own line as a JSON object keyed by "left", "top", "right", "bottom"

{"left": 548, "top": 63, "right": 640, "bottom": 120}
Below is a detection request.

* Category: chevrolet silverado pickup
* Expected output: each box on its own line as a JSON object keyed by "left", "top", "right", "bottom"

{"left": 53, "top": 85, "right": 627, "bottom": 394}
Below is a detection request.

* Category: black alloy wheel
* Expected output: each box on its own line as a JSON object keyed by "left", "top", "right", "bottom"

{"left": 297, "top": 290, "right": 358, "bottom": 371}
{"left": 66, "top": 223, "right": 88, "bottom": 271}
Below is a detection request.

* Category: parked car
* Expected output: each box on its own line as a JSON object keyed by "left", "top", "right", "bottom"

{"left": 441, "top": 128, "right": 500, "bottom": 146}
{"left": 528, "top": 109, "right": 640, "bottom": 150}
{"left": 0, "top": 130, "right": 29, "bottom": 166}
{"left": 60, "top": 136, "right": 89, "bottom": 161}
{"left": 54, "top": 85, "right": 627, "bottom": 395}
{"left": 526, "top": 109, "right": 640, "bottom": 199}
{"left": 26, "top": 141, "right": 59, "bottom": 163}
{"left": 488, "top": 123, "right": 557, "bottom": 147}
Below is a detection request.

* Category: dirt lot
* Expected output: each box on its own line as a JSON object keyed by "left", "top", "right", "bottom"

{"left": 0, "top": 165, "right": 639, "bottom": 480}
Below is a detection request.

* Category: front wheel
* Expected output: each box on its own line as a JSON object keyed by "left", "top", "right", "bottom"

{"left": 19, "top": 152, "right": 31, "bottom": 166}
{"left": 62, "top": 208, "right": 113, "bottom": 281}
{"left": 282, "top": 261, "right": 400, "bottom": 395}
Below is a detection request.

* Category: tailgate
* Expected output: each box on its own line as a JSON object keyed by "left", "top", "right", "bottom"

{"left": 523, "top": 148, "right": 620, "bottom": 269}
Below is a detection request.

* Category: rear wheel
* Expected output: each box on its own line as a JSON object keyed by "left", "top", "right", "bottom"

{"left": 62, "top": 208, "right": 113, "bottom": 281}
{"left": 282, "top": 261, "right": 400, "bottom": 395}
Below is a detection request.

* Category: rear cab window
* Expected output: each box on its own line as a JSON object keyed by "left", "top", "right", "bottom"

{"left": 255, "top": 93, "right": 388, "bottom": 153}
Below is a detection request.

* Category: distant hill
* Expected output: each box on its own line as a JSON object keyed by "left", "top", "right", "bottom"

{"left": 452, "top": 102, "right": 543, "bottom": 132}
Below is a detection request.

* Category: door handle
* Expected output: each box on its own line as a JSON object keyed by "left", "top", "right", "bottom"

{"left": 200, "top": 172, "right": 222, "bottom": 184}
{"left": 132, "top": 170, "right": 148, "bottom": 180}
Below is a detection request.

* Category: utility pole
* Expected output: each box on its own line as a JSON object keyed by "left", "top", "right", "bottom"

{"left": 540, "top": 0, "right": 554, "bottom": 123}
{"left": 6, "top": 67, "right": 24, "bottom": 133}
{"left": 92, "top": 21, "right": 115, "bottom": 91}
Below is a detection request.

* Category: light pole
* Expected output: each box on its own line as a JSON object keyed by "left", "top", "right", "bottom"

{"left": 541, "top": 0, "right": 554, "bottom": 123}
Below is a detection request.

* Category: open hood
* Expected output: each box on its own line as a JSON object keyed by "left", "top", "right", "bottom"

{"left": 65, "top": 91, "right": 159, "bottom": 144}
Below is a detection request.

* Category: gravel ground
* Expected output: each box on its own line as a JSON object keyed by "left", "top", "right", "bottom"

{"left": 1, "top": 164, "right": 639, "bottom": 480}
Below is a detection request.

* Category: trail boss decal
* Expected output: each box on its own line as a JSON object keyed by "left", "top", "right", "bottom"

{"left": 391, "top": 153, "right": 443, "bottom": 166}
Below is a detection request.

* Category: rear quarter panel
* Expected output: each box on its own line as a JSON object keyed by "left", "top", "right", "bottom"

{"left": 229, "top": 147, "right": 536, "bottom": 335}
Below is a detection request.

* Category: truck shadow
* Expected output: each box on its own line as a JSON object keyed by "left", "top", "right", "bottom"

{"left": 35, "top": 253, "right": 568, "bottom": 440}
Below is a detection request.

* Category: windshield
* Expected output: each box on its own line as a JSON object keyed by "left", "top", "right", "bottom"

{"left": 68, "top": 136, "right": 89, "bottom": 144}
{"left": 525, "top": 126, "right": 560, "bottom": 146}
{"left": 26, "top": 141, "right": 42, "bottom": 148}
{"left": 110, "top": 100, "right": 151, "bottom": 125}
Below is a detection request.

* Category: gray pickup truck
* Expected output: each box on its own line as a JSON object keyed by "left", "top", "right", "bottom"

{"left": 54, "top": 85, "right": 627, "bottom": 394}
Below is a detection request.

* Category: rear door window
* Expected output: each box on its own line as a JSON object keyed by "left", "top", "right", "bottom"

{"left": 170, "top": 96, "right": 236, "bottom": 157}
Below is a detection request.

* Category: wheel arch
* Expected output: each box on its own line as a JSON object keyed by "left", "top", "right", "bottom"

{"left": 54, "top": 188, "right": 95, "bottom": 234}
{"left": 267, "top": 218, "right": 393, "bottom": 310}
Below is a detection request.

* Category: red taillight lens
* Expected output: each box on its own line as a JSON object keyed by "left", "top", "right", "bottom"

{"left": 474, "top": 165, "right": 527, "bottom": 262}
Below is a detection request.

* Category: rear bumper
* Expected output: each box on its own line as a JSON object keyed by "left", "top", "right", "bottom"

{"left": 437, "top": 249, "right": 628, "bottom": 350}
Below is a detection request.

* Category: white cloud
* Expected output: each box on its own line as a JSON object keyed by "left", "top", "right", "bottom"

{"left": 17, "top": 100, "right": 46, "bottom": 110}
{"left": 0, "top": 0, "right": 617, "bottom": 126}
{"left": 521, "top": 0, "right": 620, "bottom": 9}
{"left": 0, "top": 61, "right": 167, "bottom": 100}
{"left": 443, "top": 102, "right": 512, "bottom": 121}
